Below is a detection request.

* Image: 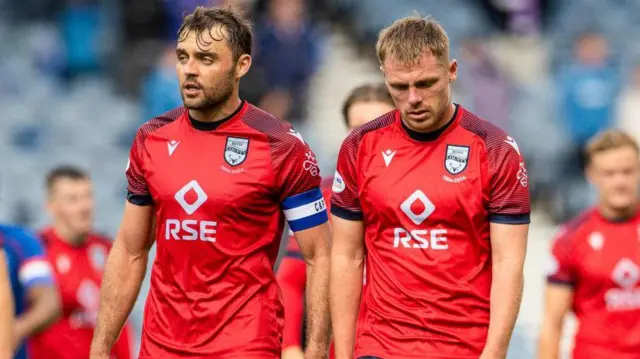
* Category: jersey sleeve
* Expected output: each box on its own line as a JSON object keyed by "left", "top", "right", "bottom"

{"left": 487, "top": 135, "right": 531, "bottom": 224}
{"left": 275, "top": 129, "right": 328, "bottom": 232}
{"left": 330, "top": 132, "right": 362, "bottom": 221}
{"left": 546, "top": 227, "right": 577, "bottom": 286}
{"left": 125, "top": 127, "right": 153, "bottom": 206}
{"left": 15, "top": 229, "right": 54, "bottom": 290}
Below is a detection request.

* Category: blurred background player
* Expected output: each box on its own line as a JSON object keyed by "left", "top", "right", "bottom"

{"left": 0, "top": 224, "right": 60, "bottom": 359}
{"left": 91, "top": 6, "right": 331, "bottom": 359}
{"left": 29, "top": 166, "right": 132, "bottom": 359}
{"left": 278, "top": 83, "right": 395, "bottom": 359}
{"left": 0, "top": 247, "right": 15, "bottom": 359}
{"left": 539, "top": 130, "right": 640, "bottom": 359}
{"left": 330, "top": 15, "right": 530, "bottom": 359}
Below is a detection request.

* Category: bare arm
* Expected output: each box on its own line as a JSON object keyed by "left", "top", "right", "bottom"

{"left": 90, "top": 202, "right": 154, "bottom": 358}
{"left": 481, "top": 222, "right": 529, "bottom": 359}
{"left": 537, "top": 284, "right": 573, "bottom": 359}
{"left": 14, "top": 285, "right": 61, "bottom": 341}
{"left": 295, "top": 222, "right": 332, "bottom": 359}
{"left": 329, "top": 216, "right": 365, "bottom": 359}
{"left": 0, "top": 253, "right": 14, "bottom": 359}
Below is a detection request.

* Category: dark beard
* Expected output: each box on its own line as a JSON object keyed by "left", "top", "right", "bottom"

{"left": 181, "top": 70, "right": 236, "bottom": 111}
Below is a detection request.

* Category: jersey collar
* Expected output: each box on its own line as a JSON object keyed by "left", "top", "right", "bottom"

{"left": 398, "top": 104, "right": 460, "bottom": 142}
{"left": 188, "top": 100, "right": 247, "bottom": 131}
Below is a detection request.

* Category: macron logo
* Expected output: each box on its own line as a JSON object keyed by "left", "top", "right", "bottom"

{"left": 504, "top": 136, "right": 520, "bottom": 156}
{"left": 382, "top": 149, "right": 396, "bottom": 167}
{"left": 168, "top": 140, "right": 180, "bottom": 156}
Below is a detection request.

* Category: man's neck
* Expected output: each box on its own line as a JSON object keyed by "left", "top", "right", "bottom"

{"left": 52, "top": 225, "right": 86, "bottom": 246}
{"left": 189, "top": 96, "right": 242, "bottom": 123}
{"left": 598, "top": 203, "right": 638, "bottom": 222}
{"left": 434, "top": 103, "right": 456, "bottom": 132}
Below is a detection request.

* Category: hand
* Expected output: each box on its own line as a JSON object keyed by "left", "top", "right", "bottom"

{"left": 282, "top": 346, "right": 305, "bottom": 359}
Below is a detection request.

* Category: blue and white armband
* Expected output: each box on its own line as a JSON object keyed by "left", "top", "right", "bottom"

{"left": 282, "top": 188, "right": 328, "bottom": 232}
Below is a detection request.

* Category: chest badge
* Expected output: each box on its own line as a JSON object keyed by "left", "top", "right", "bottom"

{"left": 56, "top": 255, "right": 71, "bottom": 274}
{"left": 588, "top": 232, "right": 604, "bottom": 250}
{"left": 444, "top": 145, "right": 470, "bottom": 175}
{"left": 224, "top": 136, "right": 249, "bottom": 166}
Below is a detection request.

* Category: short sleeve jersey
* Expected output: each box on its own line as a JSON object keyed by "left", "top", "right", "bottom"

{"left": 0, "top": 224, "right": 54, "bottom": 359}
{"left": 29, "top": 228, "right": 132, "bottom": 359}
{"left": 547, "top": 208, "right": 640, "bottom": 358}
{"left": 331, "top": 105, "right": 530, "bottom": 359}
{"left": 125, "top": 102, "right": 327, "bottom": 359}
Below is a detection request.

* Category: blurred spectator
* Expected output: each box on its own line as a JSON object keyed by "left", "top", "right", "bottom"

{"left": 30, "top": 166, "right": 133, "bottom": 359}
{"left": 141, "top": 46, "right": 183, "bottom": 121}
{"left": 558, "top": 32, "right": 620, "bottom": 152}
{"left": 252, "top": 0, "right": 322, "bottom": 123}
{"left": 617, "top": 63, "right": 640, "bottom": 143}
{"left": 552, "top": 32, "right": 620, "bottom": 221}
{"left": 59, "top": 0, "right": 105, "bottom": 81}
{"left": 459, "top": 38, "right": 513, "bottom": 130}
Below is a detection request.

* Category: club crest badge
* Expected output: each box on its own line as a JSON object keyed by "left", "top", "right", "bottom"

{"left": 224, "top": 137, "right": 249, "bottom": 166}
{"left": 444, "top": 145, "right": 470, "bottom": 175}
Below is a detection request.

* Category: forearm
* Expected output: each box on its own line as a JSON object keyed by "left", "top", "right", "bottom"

{"left": 15, "top": 295, "right": 61, "bottom": 339}
{"left": 91, "top": 242, "right": 147, "bottom": 355}
{"left": 0, "top": 269, "right": 13, "bottom": 358}
{"left": 537, "top": 325, "right": 562, "bottom": 359}
{"left": 330, "top": 255, "right": 363, "bottom": 359}
{"left": 304, "top": 254, "right": 331, "bottom": 356}
{"left": 483, "top": 259, "right": 524, "bottom": 358}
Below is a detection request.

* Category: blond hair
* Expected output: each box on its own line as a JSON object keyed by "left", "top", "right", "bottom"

{"left": 376, "top": 14, "right": 449, "bottom": 65}
{"left": 586, "top": 130, "right": 640, "bottom": 166}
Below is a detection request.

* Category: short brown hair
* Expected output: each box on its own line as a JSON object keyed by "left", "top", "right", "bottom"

{"left": 341, "top": 83, "right": 394, "bottom": 127}
{"left": 376, "top": 14, "right": 449, "bottom": 65}
{"left": 46, "top": 165, "right": 89, "bottom": 192}
{"left": 586, "top": 130, "right": 640, "bottom": 166}
{"left": 178, "top": 6, "right": 252, "bottom": 61}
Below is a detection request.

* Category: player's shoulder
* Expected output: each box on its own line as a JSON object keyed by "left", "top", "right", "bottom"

{"left": 37, "top": 227, "right": 56, "bottom": 247}
{"left": 0, "top": 224, "right": 36, "bottom": 241}
{"left": 458, "top": 106, "right": 517, "bottom": 152}
{"left": 136, "top": 106, "right": 186, "bottom": 140}
{"left": 553, "top": 209, "right": 598, "bottom": 246}
{"left": 240, "top": 103, "right": 295, "bottom": 139}
{"left": 342, "top": 110, "right": 397, "bottom": 149}
{"left": 0, "top": 224, "right": 40, "bottom": 249}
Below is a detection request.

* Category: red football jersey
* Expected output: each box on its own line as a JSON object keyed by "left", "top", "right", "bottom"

{"left": 30, "top": 228, "right": 132, "bottom": 359}
{"left": 331, "top": 105, "right": 530, "bottom": 358}
{"left": 547, "top": 208, "right": 640, "bottom": 358}
{"left": 126, "top": 102, "right": 328, "bottom": 359}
